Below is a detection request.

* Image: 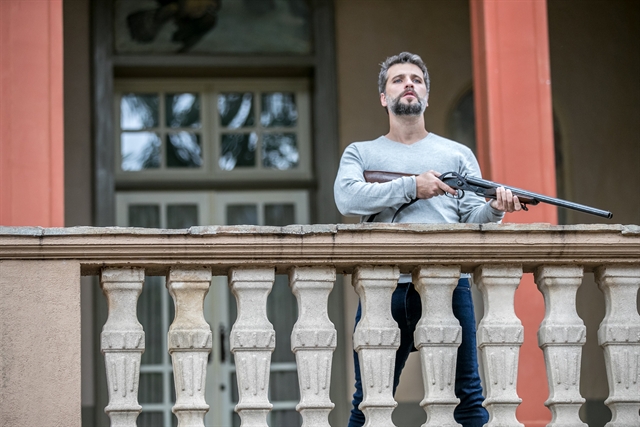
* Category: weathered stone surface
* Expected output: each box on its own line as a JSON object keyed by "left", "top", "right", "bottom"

{"left": 352, "top": 265, "right": 400, "bottom": 427}
{"left": 595, "top": 265, "right": 640, "bottom": 427}
{"left": 0, "top": 260, "right": 81, "bottom": 427}
{"left": 290, "top": 266, "right": 337, "bottom": 427}
{"left": 535, "top": 265, "right": 587, "bottom": 426}
{"left": 413, "top": 265, "right": 462, "bottom": 427}
{"left": 167, "top": 267, "right": 212, "bottom": 427}
{"left": 229, "top": 268, "right": 276, "bottom": 427}
{"left": 475, "top": 264, "right": 525, "bottom": 427}
{"left": 100, "top": 267, "right": 145, "bottom": 427}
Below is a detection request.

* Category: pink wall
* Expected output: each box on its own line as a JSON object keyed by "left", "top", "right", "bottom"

{"left": 472, "top": 0, "right": 556, "bottom": 425}
{"left": 0, "top": 0, "right": 64, "bottom": 227}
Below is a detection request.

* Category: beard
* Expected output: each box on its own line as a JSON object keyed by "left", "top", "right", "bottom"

{"left": 386, "top": 92, "right": 427, "bottom": 116}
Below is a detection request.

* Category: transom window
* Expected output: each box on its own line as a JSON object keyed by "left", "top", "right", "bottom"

{"left": 115, "top": 79, "right": 312, "bottom": 182}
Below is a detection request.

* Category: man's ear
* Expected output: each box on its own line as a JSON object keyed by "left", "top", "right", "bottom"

{"left": 380, "top": 93, "right": 388, "bottom": 107}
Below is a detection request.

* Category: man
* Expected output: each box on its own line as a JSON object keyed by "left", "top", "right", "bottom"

{"left": 334, "top": 52, "right": 521, "bottom": 427}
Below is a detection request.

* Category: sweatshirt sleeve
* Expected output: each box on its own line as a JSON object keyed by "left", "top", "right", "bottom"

{"left": 458, "top": 149, "right": 505, "bottom": 224}
{"left": 334, "top": 143, "right": 416, "bottom": 216}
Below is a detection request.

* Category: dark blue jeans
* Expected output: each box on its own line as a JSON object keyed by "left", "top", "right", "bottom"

{"left": 348, "top": 278, "right": 489, "bottom": 427}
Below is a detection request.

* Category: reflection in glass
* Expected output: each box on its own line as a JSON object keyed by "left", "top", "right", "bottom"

{"left": 265, "top": 204, "right": 295, "bottom": 226}
{"left": 220, "top": 133, "right": 257, "bottom": 170}
{"left": 138, "top": 412, "right": 165, "bottom": 427}
{"left": 167, "top": 204, "right": 198, "bottom": 229}
{"left": 129, "top": 205, "right": 160, "bottom": 229}
{"left": 121, "top": 93, "right": 159, "bottom": 130}
{"left": 271, "top": 371, "right": 300, "bottom": 401}
{"left": 166, "top": 93, "right": 200, "bottom": 128}
{"left": 121, "top": 132, "right": 161, "bottom": 170}
{"left": 167, "top": 132, "right": 202, "bottom": 168}
{"left": 272, "top": 410, "right": 302, "bottom": 427}
{"left": 261, "top": 92, "right": 297, "bottom": 127}
{"left": 114, "top": 0, "right": 311, "bottom": 55}
{"left": 218, "top": 93, "right": 254, "bottom": 128}
{"left": 226, "top": 204, "right": 258, "bottom": 225}
{"left": 263, "top": 133, "right": 298, "bottom": 169}
{"left": 268, "top": 276, "right": 297, "bottom": 363}
{"left": 137, "top": 276, "right": 164, "bottom": 366}
{"left": 139, "top": 373, "right": 163, "bottom": 403}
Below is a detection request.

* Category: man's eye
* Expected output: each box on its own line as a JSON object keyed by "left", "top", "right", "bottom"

{"left": 413, "top": 78, "right": 423, "bottom": 83}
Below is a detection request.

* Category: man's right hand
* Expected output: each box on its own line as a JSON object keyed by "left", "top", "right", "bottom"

{"left": 416, "top": 170, "right": 457, "bottom": 199}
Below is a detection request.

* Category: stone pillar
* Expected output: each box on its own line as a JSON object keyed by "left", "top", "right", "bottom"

{"left": 412, "top": 265, "right": 462, "bottom": 427}
{"left": 290, "top": 267, "right": 337, "bottom": 427}
{"left": 475, "top": 265, "right": 524, "bottom": 427}
{"left": 100, "top": 268, "right": 145, "bottom": 427}
{"left": 534, "top": 266, "right": 587, "bottom": 427}
{"left": 352, "top": 266, "right": 400, "bottom": 427}
{"left": 595, "top": 265, "right": 640, "bottom": 427}
{"left": 229, "top": 268, "right": 276, "bottom": 427}
{"left": 167, "top": 267, "right": 213, "bottom": 427}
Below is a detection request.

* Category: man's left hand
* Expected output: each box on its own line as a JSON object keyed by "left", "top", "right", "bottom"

{"left": 490, "top": 187, "right": 522, "bottom": 212}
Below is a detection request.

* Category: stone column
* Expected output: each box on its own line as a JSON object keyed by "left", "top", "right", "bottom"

{"left": 412, "top": 265, "right": 462, "bottom": 427}
{"left": 100, "top": 268, "right": 145, "bottom": 427}
{"left": 290, "top": 267, "right": 337, "bottom": 427}
{"left": 352, "top": 265, "right": 400, "bottom": 427}
{"left": 595, "top": 265, "right": 640, "bottom": 427}
{"left": 535, "top": 266, "right": 587, "bottom": 427}
{"left": 474, "top": 265, "right": 524, "bottom": 427}
{"left": 167, "top": 267, "right": 213, "bottom": 427}
{"left": 229, "top": 268, "right": 276, "bottom": 427}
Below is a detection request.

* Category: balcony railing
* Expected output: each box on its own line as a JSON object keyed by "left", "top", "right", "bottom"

{"left": 1, "top": 223, "right": 639, "bottom": 426}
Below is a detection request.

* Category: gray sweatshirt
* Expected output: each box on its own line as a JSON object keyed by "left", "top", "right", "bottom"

{"left": 334, "top": 133, "right": 504, "bottom": 224}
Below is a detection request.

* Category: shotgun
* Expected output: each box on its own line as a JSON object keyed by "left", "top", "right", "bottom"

{"left": 363, "top": 170, "right": 613, "bottom": 219}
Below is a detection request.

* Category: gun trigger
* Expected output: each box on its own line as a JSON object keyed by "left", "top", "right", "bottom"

{"left": 521, "top": 203, "right": 529, "bottom": 211}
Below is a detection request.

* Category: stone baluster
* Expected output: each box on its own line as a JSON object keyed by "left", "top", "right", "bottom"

{"left": 595, "top": 265, "right": 640, "bottom": 427}
{"left": 290, "top": 267, "right": 337, "bottom": 427}
{"left": 413, "top": 265, "right": 462, "bottom": 427}
{"left": 474, "top": 265, "right": 524, "bottom": 427}
{"left": 100, "top": 268, "right": 145, "bottom": 427}
{"left": 534, "top": 266, "right": 587, "bottom": 427}
{"left": 352, "top": 265, "right": 401, "bottom": 427}
{"left": 229, "top": 268, "right": 276, "bottom": 427}
{"left": 167, "top": 267, "right": 213, "bottom": 427}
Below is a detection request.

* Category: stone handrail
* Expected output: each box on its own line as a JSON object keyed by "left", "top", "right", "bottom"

{"left": 1, "top": 224, "right": 639, "bottom": 426}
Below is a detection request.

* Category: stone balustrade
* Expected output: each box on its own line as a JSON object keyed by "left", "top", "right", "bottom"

{"left": 1, "top": 224, "right": 639, "bottom": 427}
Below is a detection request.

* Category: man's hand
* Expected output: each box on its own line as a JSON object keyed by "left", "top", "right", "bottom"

{"left": 416, "top": 170, "right": 457, "bottom": 199}
{"left": 489, "top": 187, "right": 522, "bottom": 212}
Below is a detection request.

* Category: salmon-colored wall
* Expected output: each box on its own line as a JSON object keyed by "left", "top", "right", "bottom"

{"left": 471, "top": 0, "right": 555, "bottom": 425}
{"left": 0, "top": 0, "right": 64, "bottom": 227}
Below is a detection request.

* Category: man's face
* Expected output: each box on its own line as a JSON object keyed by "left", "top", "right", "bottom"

{"left": 381, "top": 63, "right": 428, "bottom": 116}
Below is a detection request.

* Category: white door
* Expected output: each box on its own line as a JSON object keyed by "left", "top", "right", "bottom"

{"left": 116, "top": 190, "right": 308, "bottom": 426}
{"left": 207, "top": 190, "right": 309, "bottom": 427}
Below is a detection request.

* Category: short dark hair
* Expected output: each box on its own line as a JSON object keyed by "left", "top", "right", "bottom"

{"left": 378, "top": 52, "right": 430, "bottom": 95}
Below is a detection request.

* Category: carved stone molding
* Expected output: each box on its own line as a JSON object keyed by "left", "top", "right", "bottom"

{"left": 475, "top": 265, "right": 524, "bottom": 427}
{"left": 229, "top": 268, "right": 276, "bottom": 427}
{"left": 535, "top": 265, "right": 587, "bottom": 426}
{"left": 413, "top": 265, "right": 462, "bottom": 427}
{"left": 167, "top": 267, "right": 213, "bottom": 427}
{"left": 290, "top": 266, "right": 337, "bottom": 427}
{"left": 3, "top": 224, "right": 638, "bottom": 276}
{"left": 595, "top": 265, "right": 640, "bottom": 427}
{"left": 100, "top": 268, "right": 145, "bottom": 427}
{"left": 352, "top": 265, "right": 400, "bottom": 427}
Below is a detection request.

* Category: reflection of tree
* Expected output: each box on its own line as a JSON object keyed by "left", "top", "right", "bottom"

{"left": 127, "top": 0, "right": 222, "bottom": 52}
{"left": 243, "top": 0, "right": 309, "bottom": 18}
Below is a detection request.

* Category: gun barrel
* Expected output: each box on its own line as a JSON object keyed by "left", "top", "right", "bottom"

{"left": 465, "top": 176, "right": 613, "bottom": 219}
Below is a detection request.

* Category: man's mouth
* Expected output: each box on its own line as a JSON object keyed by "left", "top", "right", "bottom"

{"left": 402, "top": 90, "right": 417, "bottom": 98}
